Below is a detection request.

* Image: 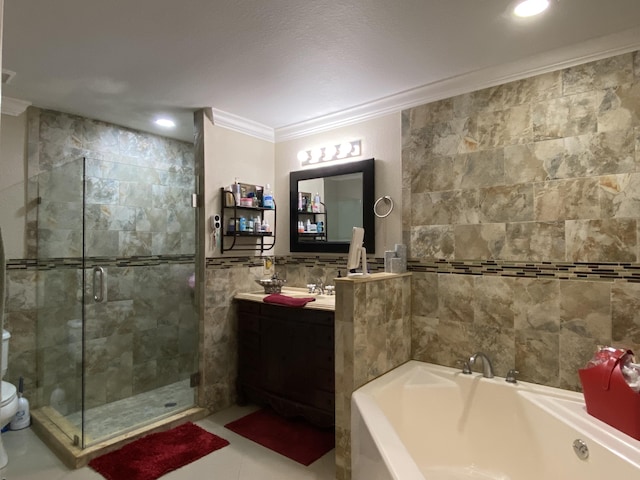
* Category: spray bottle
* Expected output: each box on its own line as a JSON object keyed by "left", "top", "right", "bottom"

{"left": 10, "top": 377, "right": 30, "bottom": 430}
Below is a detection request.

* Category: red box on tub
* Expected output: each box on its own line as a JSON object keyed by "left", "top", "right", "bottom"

{"left": 578, "top": 347, "right": 640, "bottom": 441}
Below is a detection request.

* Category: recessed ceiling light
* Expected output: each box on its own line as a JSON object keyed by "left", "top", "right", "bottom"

{"left": 154, "top": 118, "right": 176, "bottom": 128}
{"left": 513, "top": 0, "right": 550, "bottom": 17}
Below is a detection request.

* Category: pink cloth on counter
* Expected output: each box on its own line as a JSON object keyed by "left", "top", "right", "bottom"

{"left": 263, "top": 293, "right": 316, "bottom": 307}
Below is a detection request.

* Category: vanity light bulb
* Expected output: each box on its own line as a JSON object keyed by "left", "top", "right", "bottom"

{"left": 351, "top": 141, "right": 361, "bottom": 157}
{"left": 297, "top": 150, "right": 309, "bottom": 163}
{"left": 310, "top": 148, "right": 323, "bottom": 163}
{"left": 339, "top": 142, "right": 352, "bottom": 158}
{"left": 323, "top": 144, "right": 337, "bottom": 160}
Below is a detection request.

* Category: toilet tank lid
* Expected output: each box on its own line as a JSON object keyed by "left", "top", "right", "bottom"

{"left": 2, "top": 330, "right": 9, "bottom": 340}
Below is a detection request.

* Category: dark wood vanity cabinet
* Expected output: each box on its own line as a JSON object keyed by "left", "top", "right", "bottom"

{"left": 236, "top": 300, "right": 335, "bottom": 427}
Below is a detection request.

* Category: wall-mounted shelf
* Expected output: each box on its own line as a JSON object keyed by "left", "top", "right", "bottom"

{"left": 220, "top": 187, "right": 276, "bottom": 253}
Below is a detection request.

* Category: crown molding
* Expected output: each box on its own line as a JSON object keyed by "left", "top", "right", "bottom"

{"left": 212, "top": 108, "right": 275, "bottom": 142}
{"left": 1, "top": 96, "right": 32, "bottom": 116}
{"left": 275, "top": 26, "right": 640, "bottom": 142}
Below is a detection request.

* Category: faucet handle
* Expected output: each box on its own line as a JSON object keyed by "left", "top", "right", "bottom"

{"left": 457, "top": 359, "right": 472, "bottom": 374}
{"left": 307, "top": 283, "right": 316, "bottom": 294}
{"left": 506, "top": 369, "right": 519, "bottom": 384}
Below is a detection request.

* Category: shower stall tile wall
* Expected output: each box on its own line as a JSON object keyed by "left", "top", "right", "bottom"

{"left": 29, "top": 109, "right": 195, "bottom": 259}
{"left": 6, "top": 108, "right": 200, "bottom": 449}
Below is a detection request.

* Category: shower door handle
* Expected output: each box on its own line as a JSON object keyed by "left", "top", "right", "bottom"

{"left": 93, "top": 266, "right": 105, "bottom": 302}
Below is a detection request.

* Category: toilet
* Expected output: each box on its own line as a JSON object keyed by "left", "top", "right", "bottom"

{"left": 0, "top": 330, "right": 18, "bottom": 469}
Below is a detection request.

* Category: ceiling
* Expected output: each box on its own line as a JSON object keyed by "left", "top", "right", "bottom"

{"left": 3, "top": 0, "right": 640, "bottom": 143}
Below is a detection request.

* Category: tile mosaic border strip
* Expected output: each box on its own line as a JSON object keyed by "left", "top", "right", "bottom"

{"left": 407, "top": 259, "right": 640, "bottom": 282}
{"left": 9, "top": 254, "right": 640, "bottom": 282}
{"left": 205, "top": 256, "right": 264, "bottom": 269}
{"left": 6, "top": 254, "right": 196, "bottom": 270}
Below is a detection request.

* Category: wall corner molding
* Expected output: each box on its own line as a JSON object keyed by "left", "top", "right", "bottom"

{"left": 1, "top": 96, "right": 32, "bottom": 116}
{"left": 211, "top": 108, "right": 275, "bottom": 143}
{"left": 275, "top": 26, "right": 640, "bottom": 142}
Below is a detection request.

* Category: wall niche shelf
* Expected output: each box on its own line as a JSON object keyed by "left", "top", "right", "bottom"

{"left": 220, "top": 187, "right": 276, "bottom": 253}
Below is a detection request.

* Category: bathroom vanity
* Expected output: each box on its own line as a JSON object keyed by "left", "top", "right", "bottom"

{"left": 234, "top": 292, "right": 335, "bottom": 427}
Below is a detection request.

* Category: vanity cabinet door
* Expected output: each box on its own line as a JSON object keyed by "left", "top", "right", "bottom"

{"left": 261, "top": 318, "right": 317, "bottom": 404}
{"left": 237, "top": 302, "right": 264, "bottom": 390}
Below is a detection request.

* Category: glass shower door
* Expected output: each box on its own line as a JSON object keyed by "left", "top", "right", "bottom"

{"left": 34, "top": 156, "right": 85, "bottom": 444}
{"left": 35, "top": 147, "right": 199, "bottom": 448}
{"left": 29, "top": 111, "right": 200, "bottom": 451}
{"left": 80, "top": 152, "right": 199, "bottom": 447}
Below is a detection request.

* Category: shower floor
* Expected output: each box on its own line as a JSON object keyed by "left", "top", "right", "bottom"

{"left": 61, "top": 379, "right": 194, "bottom": 445}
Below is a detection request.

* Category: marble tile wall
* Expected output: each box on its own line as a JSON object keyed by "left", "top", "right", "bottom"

{"left": 333, "top": 273, "right": 412, "bottom": 480}
{"left": 403, "top": 50, "right": 640, "bottom": 389}
{"left": 200, "top": 257, "right": 265, "bottom": 413}
{"left": 3, "top": 266, "right": 37, "bottom": 401}
{"left": 27, "top": 107, "right": 195, "bottom": 258}
{"left": 4, "top": 259, "right": 199, "bottom": 412}
{"left": 4, "top": 109, "right": 199, "bottom": 413}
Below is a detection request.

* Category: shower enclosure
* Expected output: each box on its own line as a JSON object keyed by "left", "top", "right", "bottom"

{"left": 31, "top": 113, "right": 199, "bottom": 449}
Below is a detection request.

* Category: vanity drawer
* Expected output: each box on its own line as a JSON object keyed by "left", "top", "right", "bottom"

{"left": 237, "top": 300, "right": 261, "bottom": 315}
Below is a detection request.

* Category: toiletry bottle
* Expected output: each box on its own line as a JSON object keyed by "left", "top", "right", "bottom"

{"left": 10, "top": 377, "right": 31, "bottom": 430}
{"left": 263, "top": 184, "right": 274, "bottom": 209}
{"left": 298, "top": 192, "right": 303, "bottom": 211}
{"left": 234, "top": 178, "right": 241, "bottom": 206}
{"left": 313, "top": 192, "right": 321, "bottom": 212}
{"left": 306, "top": 219, "right": 311, "bottom": 232}
{"left": 239, "top": 216, "right": 247, "bottom": 232}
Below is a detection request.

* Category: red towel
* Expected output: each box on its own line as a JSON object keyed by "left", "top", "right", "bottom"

{"left": 263, "top": 293, "right": 316, "bottom": 307}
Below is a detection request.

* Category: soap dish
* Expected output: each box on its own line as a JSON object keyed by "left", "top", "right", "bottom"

{"left": 255, "top": 278, "right": 286, "bottom": 294}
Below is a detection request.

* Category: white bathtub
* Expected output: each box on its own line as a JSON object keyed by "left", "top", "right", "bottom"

{"left": 352, "top": 361, "right": 640, "bottom": 480}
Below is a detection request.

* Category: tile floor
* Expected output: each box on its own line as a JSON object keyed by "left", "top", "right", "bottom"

{"left": 1, "top": 405, "right": 336, "bottom": 480}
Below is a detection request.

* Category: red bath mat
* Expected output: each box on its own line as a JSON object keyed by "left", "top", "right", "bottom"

{"left": 224, "top": 408, "right": 334, "bottom": 466}
{"left": 89, "top": 422, "right": 229, "bottom": 480}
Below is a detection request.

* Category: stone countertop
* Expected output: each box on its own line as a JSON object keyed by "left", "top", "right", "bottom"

{"left": 234, "top": 286, "right": 336, "bottom": 311}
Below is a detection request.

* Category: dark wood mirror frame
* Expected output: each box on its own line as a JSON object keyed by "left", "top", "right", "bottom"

{"left": 289, "top": 158, "right": 375, "bottom": 253}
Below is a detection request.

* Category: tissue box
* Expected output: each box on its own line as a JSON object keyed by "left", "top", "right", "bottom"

{"left": 578, "top": 349, "right": 640, "bottom": 440}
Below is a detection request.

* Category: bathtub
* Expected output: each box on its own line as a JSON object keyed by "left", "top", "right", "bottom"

{"left": 352, "top": 361, "right": 640, "bottom": 480}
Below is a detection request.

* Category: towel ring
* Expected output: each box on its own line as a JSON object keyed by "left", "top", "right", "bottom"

{"left": 374, "top": 195, "right": 394, "bottom": 218}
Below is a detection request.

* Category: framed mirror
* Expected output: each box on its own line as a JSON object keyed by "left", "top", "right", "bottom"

{"left": 289, "top": 158, "right": 375, "bottom": 253}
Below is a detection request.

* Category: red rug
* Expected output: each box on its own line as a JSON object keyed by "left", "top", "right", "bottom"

{"left": 89, "top": 422, "right": 229, "bottom": 480}
{"left": 224, "top": 408, "right": 334, "bottom": 466}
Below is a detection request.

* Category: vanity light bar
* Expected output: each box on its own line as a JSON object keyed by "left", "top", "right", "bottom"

{"left": 298, "top": 139, "right": 361, "bottom": 166}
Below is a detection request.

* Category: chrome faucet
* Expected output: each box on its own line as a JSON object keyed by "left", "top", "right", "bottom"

{"left": 307, "top": 281, "right": 325, "bottom": 295}
{"left": 469, "top": 352, "right": 494, "bottom": 378}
